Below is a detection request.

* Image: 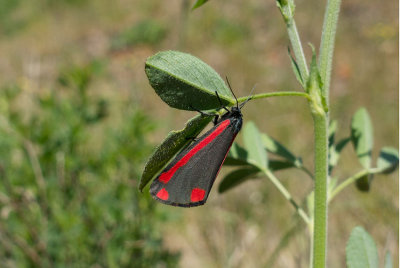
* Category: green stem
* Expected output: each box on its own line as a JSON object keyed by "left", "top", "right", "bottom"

{"left": 312, "top": 112, "right": 329, "bottom": 268}
{"left": 309, "top": 226, "right": 314, "bottom": 268}
{"left": 328, "top": 168, "right": 380, "bottom": 202}
{"left": 318, "top": 0, "right": 342, "bottom": 105}
{"left": 261, "top": 168, "right": 311, "bottom": 225}
{"left": 287, "top": 20, "right": 309, "bottom": 81}
{"left": 237, "top": 91, "right": 311, "bottom": 103}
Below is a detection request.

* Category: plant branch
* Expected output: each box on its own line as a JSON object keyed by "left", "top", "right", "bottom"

{"left": 276, "top": 0, "right": 309, "bottom": 82}
{"left": 328, "top": 168, "right": 380, "bottom": 202}
{"left": 318, "top": 0, "right": 342, "bottom": 105}
{"left": 237, "top": 91, "right": 311, "bottom": 103}
{"left": 287, "top": 20, "right": 309, "bottom": 81}
{"left": 261, "top": 168, "right": 311, "bottom": 225}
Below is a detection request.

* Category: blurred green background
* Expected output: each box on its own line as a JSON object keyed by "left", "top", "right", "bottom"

{"left": 0, "top": 0, "right": 397, "bottom": 267}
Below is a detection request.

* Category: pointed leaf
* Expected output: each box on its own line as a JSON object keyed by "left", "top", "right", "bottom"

{"left": 192, "top": 0, "right": 209, "bottom": 10}
{"left": 288, "top": 47, "right": 304, "bottom": 87}
{"left": 139, "top": 114, "right": 213, "bottom": 191}
{"left": 346, "top": 226, "right": 379, "bottom": 268}
{"left": 218, "top": 167, "right": 259, "bottom": 193}
{"left": 376, "top": 147, "right": 399, "bottom": 174}
{"left": 261, "top": 133, "right": 297, "bottom": 164}
{"left": 351, "top": 108, "right": 374, "bottom": 169}
{"left": 307, "top": 44, "right": 323, "bottom": 95}
{"left": 243, "top": 122, "right": 268, "bottom": 168}
{"left": 269, "top": 160, "right": 295, "bottom": 171}
{"left": 145, "top": 51, "right": 234, "bottom": 110}
{"left": 384, "top": 251, "right": 392, "bottom": 268}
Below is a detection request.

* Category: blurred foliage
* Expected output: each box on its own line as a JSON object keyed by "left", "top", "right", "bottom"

{"left": 0, "top": 62, "right": 179, "bottom": 267}
{"left": 111, "top": 20, "right": 168, "bottom": 51}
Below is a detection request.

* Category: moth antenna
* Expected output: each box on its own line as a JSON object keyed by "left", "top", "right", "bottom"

{"left": 225, "top": 76, "right": 239, "bottom": 108}
{"left": 239, "top": 84, "right": 257, "bottom": 109}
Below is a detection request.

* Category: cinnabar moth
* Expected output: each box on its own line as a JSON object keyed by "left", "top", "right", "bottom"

{"left": 150, "top": 83, "right": 252, "bottom": 207}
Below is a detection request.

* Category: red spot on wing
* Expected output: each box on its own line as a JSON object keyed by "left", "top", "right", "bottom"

{"left": 159, "top": 120, "right": 231, "bottom": 184}
{"left": 190, "top": 188, "right": 206, "bottom": 202}
{"left": 156, "top": 188, "right": 169, "bottom": 200}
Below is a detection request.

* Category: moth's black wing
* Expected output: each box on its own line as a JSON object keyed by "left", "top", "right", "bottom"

{"left": 150, "top": 117, "right": 241, "bottom": 207}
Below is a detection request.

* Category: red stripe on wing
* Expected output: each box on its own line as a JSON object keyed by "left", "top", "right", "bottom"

{"left": 159, "top": 119, "right": 231, "bottom": 184}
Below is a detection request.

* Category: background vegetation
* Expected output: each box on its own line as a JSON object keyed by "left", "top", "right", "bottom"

{"left": 0, "top": 0, "right": 397, "bottom": 267}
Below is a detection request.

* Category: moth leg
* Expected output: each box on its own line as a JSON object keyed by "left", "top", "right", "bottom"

{"left": 185, "top": 136, "right": 198, "bottom": 142}
{"left": 189, "top": 104, "right": 219, "bottom": 124}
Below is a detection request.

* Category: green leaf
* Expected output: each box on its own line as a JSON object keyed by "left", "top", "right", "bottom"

{"left": 225, "top": 145, "right": 294, "bottom": 172}
{"left": 376, "top": 147, "right": 399, "bottom": 174}
{"left": 243, "top": 122, "right": 268, "bottom": 168}
{"left": 328, "top": 177, "right": 337, "bottom": 198}
{"left": 145, "top": 51, "right": 234, "bottom": 111}
{"left": 351, "top": 108, "right": 374, "bottom": 169}
{"left": 224, "top": 142, "right": 250, "bottom": 166}
{"left": 288, "top": 47, "right": 304, "bottom": 87}
{"left": 355, "top": 173, "right": 373, "bottom": 192}
{"left": 261, "top": 133, "right": 297, "bottom": 164}
{"left": 329, "top": 137, "right": 351, "bottom": 174}
{"left": 346, "top": 226, "right": 379, "bottom": 268}
{"left": 307, "top": 45, "right": 323, "bottom": 95}
{"left": 328, "top": 119, "right": 338, "bottom": 147}
{"left": 192, "top": 0, "right": 209, "bottom": 10}
{"left": 384, "top": 251, "right": 392, "bottom": 268}
{"left": 139, "top": 114, "right": 213, "bottom": 191}
{"left": 269, "top": 160, "right": 295, "bottom": 171}
{"left": 218, "top": 167, "right": 259, "bottom": 193}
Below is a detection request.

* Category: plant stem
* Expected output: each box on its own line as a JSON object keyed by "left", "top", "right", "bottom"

{"left": 262, "top": 168, "right": 311, "bottom": 225}
{"left": 319, "top": 0, "right": 342, "bottom": 105}
{"left": 312, "top": 111, "right": 329, "bottom": 268}
{"left": 287, "top": 20, "right": 309, "bottom": 81}
{"left": 237, "top": 91, "right": 311, "bottom": 103}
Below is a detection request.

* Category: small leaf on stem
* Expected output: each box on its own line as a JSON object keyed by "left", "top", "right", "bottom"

{"left": 288, "top": 47, "right": 305, "bottom": 87}
{"left": 384, "top": 251, "right": 393, "bottom": 268}
{"left": 376, "top": 147, "right": 399, "bottom": 174}
{"left": 351, "top": 108, "right": 374, "bottom": 169}
{"left": 261, "top": 133, "right": 297, "bottom": 164}
{"left": 346, "top": 226, "right": 379, "bottom": 268}
{"left": 224, "top": 143, "right": 250, "bottom": 166}
{"left": 355, "top": 173, "right": 373, "bottom": 192}
{"left": 243, "top": 122, "right": 268, "bottom": 168}
{"left": 218, "top": 167, "right": 260, "bottom": 193}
